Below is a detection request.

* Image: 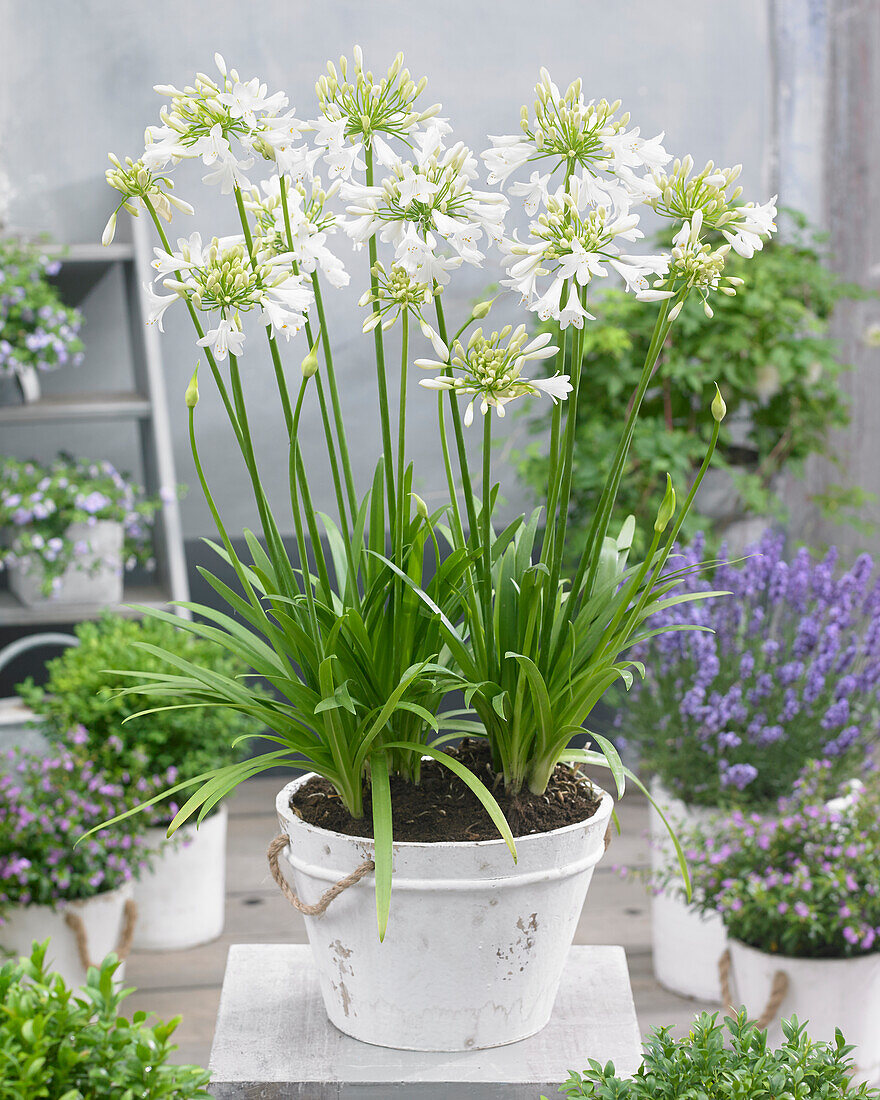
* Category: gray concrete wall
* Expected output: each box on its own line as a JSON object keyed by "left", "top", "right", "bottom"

{"left": 0, "top": 0, "right": 771, "bottom": 538}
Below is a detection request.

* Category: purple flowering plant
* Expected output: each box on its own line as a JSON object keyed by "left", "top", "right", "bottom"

{"left": 0, "top": 236, "right": 84, "bottom": 382}
{"left": 0, "top": 453, "right": 160, "bottom": 596}
{"left": 682, "top": 763, "right": 880, "bottom": 958}
{"left": 0, "top": 746, "right": 174, "bottom": 916}
{"left": 619, "top": 530, "right": 880, "bottom": 808}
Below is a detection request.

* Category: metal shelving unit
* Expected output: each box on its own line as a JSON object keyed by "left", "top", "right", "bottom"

{"left": 0, "top": 217, "right": 190, "bottom": 627}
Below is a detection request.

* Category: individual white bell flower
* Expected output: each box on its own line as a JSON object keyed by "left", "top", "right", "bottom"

{"left": 217, "top": 77, "right": 288, "bottom": 129}
{"left": 481, "top": 136, "right": 533, "bottom": 186}
{"left": 722, "top": 196, "right": 778, "bottom": 258}
{"left": 509, "top": 170, "right": 551, "bottom": 215}
{"left": 197, "top": 318, "right": 246, "bottom": 360}
{"left": 558, "top": 284, "right": 595, "bottom": 329}
{"left": 143, "top": 285, "right": 180, "bottom": 332}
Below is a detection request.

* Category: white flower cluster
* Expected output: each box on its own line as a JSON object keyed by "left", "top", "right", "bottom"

{"left": 102, "top": 50, "right": 777, "bottom": 419}
{"left": 481, "top": 69, "right": 777, "bottom": 327}
{"left": 418, "top": 325, "right": 568, "bottom": 424}
{"left": 146, "top": 231, "right": 312, "bottom": 358}
{"left": 341, "top": 122, "right": 508, "bottom": 285}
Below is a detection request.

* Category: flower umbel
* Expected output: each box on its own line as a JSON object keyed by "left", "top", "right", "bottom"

{"left": 418, "top": 325, "right": 566, "bottom": 425}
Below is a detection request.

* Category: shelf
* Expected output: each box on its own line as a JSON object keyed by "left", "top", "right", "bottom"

{"left": 0, "top": 585, "right": 176, "bottom": 627}
{"left": 44, "top": 243, "right": 135, "bottom": 263}
{"left": 0, "top": 392, "right": 152, "bottom": 424}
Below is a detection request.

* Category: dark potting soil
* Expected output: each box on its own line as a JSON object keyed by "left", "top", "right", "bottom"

{"left": 288, "top": 739, "right": 603, "bottom": 842}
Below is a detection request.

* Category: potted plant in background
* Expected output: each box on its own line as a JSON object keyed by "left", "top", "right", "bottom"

{"left": 0, "top": 746, "right": 172, "bottom": 987}
{"left": 0, "top": 942, "right": 211, "bottom": 1097}
{"left": 681, "top": 765, "right": 880, "bottom": 1084}
{"left": 0, "top": 454, "right": 157, "bottom": 606}
{"left": 546, "top": 1011, "right": 880, "bottom": 1098}
{"left": 620, "top": 531, "right": 880, "bottom": 1001}
{"left": 19, "top": 613, "right": 261, "bottom": 951}
{"left": 516, "top": 212, "right": 872, "bottom": 560}
{"left": 0, "top": 234, "right": 84, "bottom": 403}
{"left": 91, "top": 49, "right": 774, "bottom": 1051}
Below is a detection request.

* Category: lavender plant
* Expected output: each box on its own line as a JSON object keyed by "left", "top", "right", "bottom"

{"left": 619, "top": 531, "right": 880, "bottom": 808}
{"left": 0, "top": 454, "right": 158, "bottom": 596}
{"left": 0, "top": 747, "right": 169, "bottom": 916}
{"left": 682, "top": 765, "right": 880, "bottom": 958}
{"left": 0, "top": 236, "right": 84, "bottom": 383}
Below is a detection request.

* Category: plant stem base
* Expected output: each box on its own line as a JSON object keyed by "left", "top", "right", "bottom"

{"left": 208, "top": 944, "right": 641, "bottom": 1098}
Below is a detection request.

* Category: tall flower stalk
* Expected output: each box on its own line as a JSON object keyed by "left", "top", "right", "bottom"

{"left": 90, "top": 52, "right": 775, "bottom": 933}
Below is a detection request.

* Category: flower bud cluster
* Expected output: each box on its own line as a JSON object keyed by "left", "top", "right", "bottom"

{"left": 418, "top": 325, "right": 567, "bottom": 425}
{"left": 103, "top": 154, "right": 193, "bottom": 243}
{"left": 316, "top": 46, "right": 439, "bottom": 143}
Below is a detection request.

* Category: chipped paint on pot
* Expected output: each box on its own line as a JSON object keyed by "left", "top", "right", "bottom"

{"left": 276, "top": 773, "right": 614, "bottom": 1051}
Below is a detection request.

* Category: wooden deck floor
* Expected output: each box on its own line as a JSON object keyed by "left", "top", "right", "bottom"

{"left": 125, "top": 779, "right": 716, "bottom": 1071}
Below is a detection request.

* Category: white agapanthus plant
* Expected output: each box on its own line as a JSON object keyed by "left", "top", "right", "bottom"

{"left": 95, "top": 49, "right": 776, "bottom": 936}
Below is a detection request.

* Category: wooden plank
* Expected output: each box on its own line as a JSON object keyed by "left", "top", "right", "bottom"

{"left": 44, "top": 242, "right": 135, "bottom": 263}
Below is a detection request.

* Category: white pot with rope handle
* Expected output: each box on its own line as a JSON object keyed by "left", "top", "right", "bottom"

{"left": 271, "top": 773, "right": 615, "bottom": 1051}
{"left": 0, "top": 881, "right": 136, "bottom": 989}
{"left": 724, "top": 939, "right": 880, "bottom": 1085}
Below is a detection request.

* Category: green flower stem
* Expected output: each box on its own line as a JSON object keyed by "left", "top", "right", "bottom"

{"left": 539, "top": 286, "right": 587, "bottom": 660}
{"left": 142, "top": 198, "right": 242, "bottom": 446}
{"left": 619, "top": 416, "right": 722, "bottom": 646}
{"left": 288, "top": 379, "right": 322, "bottom": 643}
{"left": 433, "top": 297, "right": 480, "bottom": 545}
{"left": 310, "top": 271, "right": 359, "bottom": 524}
{"left": 573, "top": 297, "right": 673, "bottom": 610}
{"left": 482, "top": 410, "right": 496, "bottom": 680}
{"left": 366, "top": 147, "right": 397, "bottom": 532}
{"left": 396, "top": 309, "right": 410, "bottom": 562}
{"left": 539, "top": 278, "right": 571, "bottom": 568}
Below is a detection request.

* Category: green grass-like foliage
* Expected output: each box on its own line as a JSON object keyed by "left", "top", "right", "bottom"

{"left": 0, "top": 941, "right": 212, "bottom": 1099}
{"left": 18, "top": 614, "right": 258, "bottom": 782}
{"left": 547, "top": 1012, "right": 879, "bottom": 1099}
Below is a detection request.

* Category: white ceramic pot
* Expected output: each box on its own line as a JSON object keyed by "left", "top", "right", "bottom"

{"left": 275, "top": 774, "right": 614, "bottom": 1051}
{"left": 133, "top": 805, "right": 227, "bottom": 950}
{"left": 0, "top": 881, "right": 134, "bottom": 989}
{"left": 649, "top": 780, "right": 727, "bottom": 1001}
{"left": 9, "top": 520, "right": 124, "bottom": 607}
{"left": 729, "top": 939, "right": 880, "bottom": 1084}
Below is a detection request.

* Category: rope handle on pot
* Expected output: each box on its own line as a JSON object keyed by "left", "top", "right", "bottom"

{"left": 718, "top": 948, "right": 790, "bottom": 1030}
{"left": 64, "top": 899, "right": 138, "bottom": 971}
{"left": 267, "top": 833, "right": 375, "bottom": 916}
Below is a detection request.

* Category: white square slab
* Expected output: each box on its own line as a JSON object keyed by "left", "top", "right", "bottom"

{"left": 209, "top": 944, "right": 641, "bottom": 1098}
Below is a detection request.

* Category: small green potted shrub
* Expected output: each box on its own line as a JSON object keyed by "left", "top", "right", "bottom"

{"left": 0, "top": 453, "right": 157, "bottom": 606}
{"left": 546, "top": 1012, "right": 879, "bottom": 1098}
{"left": 19, "top": 614, "right": 261, "bottom": 951}
{"left": 679, "top": 766, "right": 880, "bottom": 1082}
{"left": 0, "top": 941, "right": 211, "bottom": 1098}
{"left": 0, "top": 748, "right": 168, "bottom": 988}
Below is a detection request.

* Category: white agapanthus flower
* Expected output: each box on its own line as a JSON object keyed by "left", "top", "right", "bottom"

{"left": 417, "top": 326, "right": 568, "bottom": 425}
{"left": 245, "top": 176, "right": 350, "bottom": 289}
{"left": 481, "top": 70, "right": 670, "bottom": 204}
{"left": 359, "top": 261, "right": 447, "bottom": 357}
{"left": 103, "top": 155, "right": 194, "bottom": 245}
{"left": 146, "top": 232, "right": 313, "bottom": 354}
{"left": 501, "top": 181, "right": 668, "bottom": 326}
{"left": 311, "top": 47, "right": 442, "bottom": 181}
{"left": 142, "top": 55, "right": 306, "bottom": 192}
{"left": 340, "top": 123, "right": 507, "bottom": 282}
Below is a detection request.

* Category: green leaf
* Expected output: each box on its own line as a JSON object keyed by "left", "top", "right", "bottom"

{"left": 369, "top": 751, "right": 393, "bottom": 941}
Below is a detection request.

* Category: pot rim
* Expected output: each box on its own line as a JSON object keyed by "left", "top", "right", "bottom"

{"left": 275, "top": 771, "right": 615, "bottom": 851}
{"left": 730, "top": 936, "right": 880, "bottom": 967}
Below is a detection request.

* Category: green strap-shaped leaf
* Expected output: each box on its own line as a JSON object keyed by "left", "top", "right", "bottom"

{"left": 369, "top": 751, "right": 393, "bottom": 941}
